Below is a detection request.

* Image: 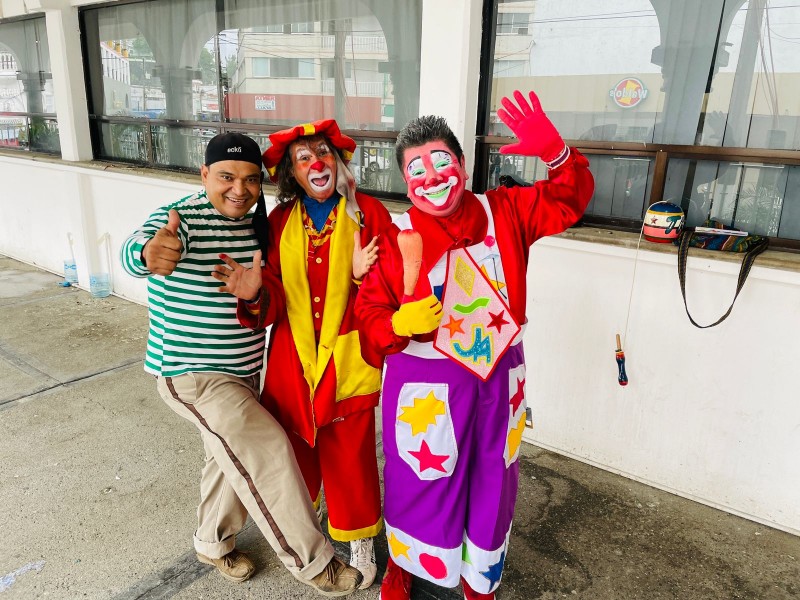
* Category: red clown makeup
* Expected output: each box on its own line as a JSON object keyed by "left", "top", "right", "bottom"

{"left": 401, "top": 141, "right": 468, "bottom": 217}
{"left": 290, "top": 136, "right": 338, "bottom": 201}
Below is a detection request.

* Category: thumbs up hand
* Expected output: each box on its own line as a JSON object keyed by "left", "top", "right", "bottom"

{"left": 391, "top": 295, "right": 443, "bottom": 337}
{"left": 142, "top": 209, "right": 184, "bottom": 275}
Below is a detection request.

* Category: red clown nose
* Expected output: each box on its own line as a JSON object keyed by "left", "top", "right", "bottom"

{"left": 310, "top": 160, "right": 325, "bottom": 171}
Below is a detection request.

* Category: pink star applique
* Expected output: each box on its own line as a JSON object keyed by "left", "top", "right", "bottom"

{"left": 408, "top": 440, "right": 449, "bottom": 473}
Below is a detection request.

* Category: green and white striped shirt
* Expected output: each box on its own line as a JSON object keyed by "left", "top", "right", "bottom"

{"left": 120, "top": 190, "right": 265, "bottom": 378}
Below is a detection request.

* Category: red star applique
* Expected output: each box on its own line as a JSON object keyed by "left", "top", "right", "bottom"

{"left": 509, "top": 377, "right": 525, "bottom": 413}
{"left": 442, "top": 315, "right": 465, "bottom": 337}
{"left": 408, "top": 440, "right": 449, "bottom": 473}
{"left": 488, "top": 310, "right": 509, "bottom": 332}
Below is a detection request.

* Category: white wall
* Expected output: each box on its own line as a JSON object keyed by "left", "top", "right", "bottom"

{"left": 1, "top": 156, "right": 798, "bottom": 536}
{"left": 522, "top": 236, "right": 800, "bottom": 535}
{"left": 0, "top": 155, "right": 197, "bottom": 303}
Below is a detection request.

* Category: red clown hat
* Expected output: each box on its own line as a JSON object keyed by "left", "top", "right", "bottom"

{"left": 262, "top": 119, "right": 356, "bottom": 182}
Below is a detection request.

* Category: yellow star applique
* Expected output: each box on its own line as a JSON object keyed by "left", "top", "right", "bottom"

{"left": 480, "top": 265, "right": 506, "bottom": 293}
{"left": 398, "top": 390, "right": 446, "bottom": 436}
{"left": 388, "top": 532, "right": 411, "bottom": 560}
{"left": 507, "top": 413, "right": 526, "bottom": 460}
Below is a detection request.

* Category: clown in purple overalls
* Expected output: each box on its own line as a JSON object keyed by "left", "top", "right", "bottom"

{"left": 355, "top": 91, "right": 595, "bottom": 600}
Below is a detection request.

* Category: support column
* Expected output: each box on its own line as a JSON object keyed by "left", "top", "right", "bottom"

{"left": 16, "top": 72, "right": 46, "bottom": 115}
{"left": 160, "top": 65, "right": 197, "bottom": 167}
{"left": 44, "top": 6, "right": 93, "bottom": 161}
{"left": 418, "top": 0, "right": 482, "bottom": 187}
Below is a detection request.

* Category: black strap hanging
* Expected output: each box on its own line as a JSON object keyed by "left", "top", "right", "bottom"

{"left": 676, "top": 230, "right": 769, "bottom": 328}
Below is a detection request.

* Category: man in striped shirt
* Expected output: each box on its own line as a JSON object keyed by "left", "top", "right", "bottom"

{"left": 120, "top": 132, "right": 362, "bottom": 596}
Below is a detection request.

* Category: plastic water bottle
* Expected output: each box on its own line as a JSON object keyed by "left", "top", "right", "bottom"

{"left": 64, "top": 259, "right": 78, "bottom": 284}
{"left": 90, "top": 273, "right": 111, "bottom": 298}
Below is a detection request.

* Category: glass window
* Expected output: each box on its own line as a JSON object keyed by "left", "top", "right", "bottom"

{"left": 298, "top": 59, "right": 315, "bottom": 79}
{"left": 0, "top": 16, "right": 60, "bottom": 154}
{"left": 582, "top": 156, "right": 654, "bottom": 221}
{"left": 81, "top": 0, "right": 422, "bottom": 188}
{"left": 479, "top": 0, "right": 800, "bottom": 244}
{"left": 222, "top": 0, "right": 420, "bottom": 131}
{"left": 322, "top": 59, "right": 353, "bottom": 80}
{"left": 664, "top": 159, "right": 800, "bottom": 237}
{"left": 486, "top": 0, "right": 800, "bottom": 150}
{"left": 493, "top": 60, "right": 529, "bottom": 78}
{"left": 496, "top": 12, "right": 530, "bottom": 35}
{"left": 252, "top": 57, "right": 270, "bottom": 77}
{"left": 348, "top": 139, "right": 399, "bottom": 192}
{"left": 252, "top": 25, "right": 283, "bottom": 33}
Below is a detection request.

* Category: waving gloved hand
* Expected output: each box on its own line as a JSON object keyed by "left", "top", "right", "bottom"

{"left": 497, "top": 90, "right": 567, "bottom": 164}
{"left": 391, "top": 295, "right": 443, "bottom": 337}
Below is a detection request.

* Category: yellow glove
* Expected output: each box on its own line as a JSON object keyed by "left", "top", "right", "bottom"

{"left": 391, "top": 295, "right": 443, "bottom": 337}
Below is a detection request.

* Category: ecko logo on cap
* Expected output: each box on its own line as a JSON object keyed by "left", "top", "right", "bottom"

{"left": 227, "top": 146, "right": 242, "bottom": 153}
{"left": 609, "top": 78, "right": 648, "bottom": 108}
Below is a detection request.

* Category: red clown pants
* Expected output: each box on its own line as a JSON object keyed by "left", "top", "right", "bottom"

{"left": 288, "top": 407, "right": 382, "bottom": 541}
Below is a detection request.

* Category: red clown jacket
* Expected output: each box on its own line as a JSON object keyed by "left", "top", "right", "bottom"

{"left": 355, "top": 149, "right": 594, "bottom": 357}
{"left": 239, "top": 191, "right": 392, "bottom": 446}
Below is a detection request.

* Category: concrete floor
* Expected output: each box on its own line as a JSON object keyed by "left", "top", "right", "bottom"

{"left": 0, "top": 254, "right": 798, "bottom": 600}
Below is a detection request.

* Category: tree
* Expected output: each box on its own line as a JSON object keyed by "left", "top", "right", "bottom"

{"left": 129, "top": 37, "right": 154, "bottom": 87}
{"left": 129, "top": 36, "right": 153, "bottom": 59}
{"left": 223, "top": 55, "right": 238, "bottom": 88}
{"left": 198, "top": 47, "right": 216, "bottom": 85}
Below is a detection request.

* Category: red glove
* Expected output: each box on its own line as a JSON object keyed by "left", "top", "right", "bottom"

{"left": 497, "top": 90, "right": 567, "bottom": 164}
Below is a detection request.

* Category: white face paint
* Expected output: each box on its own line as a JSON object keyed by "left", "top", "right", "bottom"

{"left": 403, "top": 145, "right": 467, "bottom": 217}
{"left": 413, "top": 176, "right": 459, "bottom": 207}
{"left": 291, "top": 138, "right": 338, "bottom": 201}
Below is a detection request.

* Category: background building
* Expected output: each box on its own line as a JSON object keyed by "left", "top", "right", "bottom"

{"left": 1, "top": 0, "right": 798, "bottom": 539}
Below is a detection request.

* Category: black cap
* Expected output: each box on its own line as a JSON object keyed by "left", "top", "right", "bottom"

{"left": 205, "top": 132, "right": 262, "bottom": 167}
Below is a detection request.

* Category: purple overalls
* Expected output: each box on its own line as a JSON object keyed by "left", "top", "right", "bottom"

{"left": 382, "top": 196, "right": 528, "bottom": 594}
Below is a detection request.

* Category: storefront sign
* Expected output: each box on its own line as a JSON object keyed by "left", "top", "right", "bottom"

{"left": 609, "top": 78, "right": 647, "bottom": 108}
{"left": 255, "top": 95, "right": 276, "bottom": 111}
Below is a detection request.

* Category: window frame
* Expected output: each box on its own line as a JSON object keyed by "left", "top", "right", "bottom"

{"left": 0, "top": 15, "right": 60, "bottom": 155}
{"left": 474, "top": 0, "right": 800, "bottom": 252}
{"left": 77, "top": 0, "right": 417, "bottom": 201}
{"left": 86, "top": 114, "right": 409, "bottom": 201}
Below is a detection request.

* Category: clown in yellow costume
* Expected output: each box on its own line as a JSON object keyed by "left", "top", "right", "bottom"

{"left": 217, "top": 120, "right": 391, "bottom": 590}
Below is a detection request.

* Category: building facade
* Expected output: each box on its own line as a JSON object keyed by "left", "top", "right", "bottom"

{"left": 1, "top": 0, "right": 798, "bottom": 537}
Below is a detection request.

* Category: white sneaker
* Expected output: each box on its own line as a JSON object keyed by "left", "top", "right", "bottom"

{"left": 349, "top": 537, "right": 377, "bottom": 589}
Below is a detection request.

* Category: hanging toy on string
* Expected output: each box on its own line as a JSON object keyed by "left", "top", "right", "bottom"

{"left": 615, "top": 333, "right": 628, "bottom": 386}
{"left": 616, "top": 201, "right": 684, "bottom": 386}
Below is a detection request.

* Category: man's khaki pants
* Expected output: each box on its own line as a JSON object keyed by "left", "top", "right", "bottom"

{"left": 157, "top": 372, "right": 333, "bottom": 580}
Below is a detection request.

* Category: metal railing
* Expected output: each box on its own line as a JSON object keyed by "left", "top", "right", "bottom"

{"left": 0, "top": 113, "right": 60, "bottom": 154}
{"left": 321, "top": 35, "right": 387, "bottom": 53}
{"left": 89, "top": 115, "right": 408, "bottom": 198}
{"left": 476, "top": 137, "right": 800, "bottom": 248}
